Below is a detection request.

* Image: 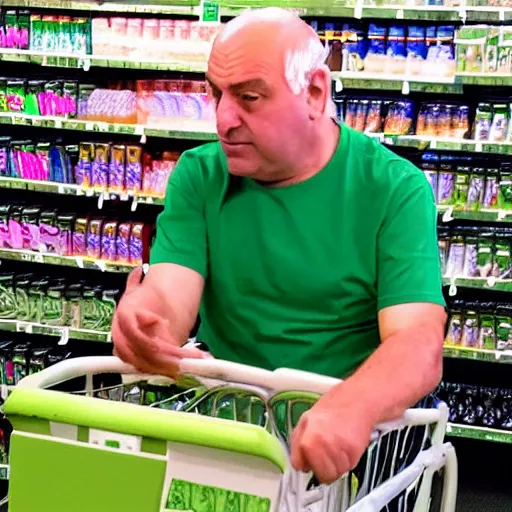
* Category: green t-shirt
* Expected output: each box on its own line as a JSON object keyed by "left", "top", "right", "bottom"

{"left": 151, "top": 125, "right": 445, "bottom": 378}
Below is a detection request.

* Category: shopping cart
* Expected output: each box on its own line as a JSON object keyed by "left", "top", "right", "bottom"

{"left": 3, "top": 356, "right": 458, "bottom": 512}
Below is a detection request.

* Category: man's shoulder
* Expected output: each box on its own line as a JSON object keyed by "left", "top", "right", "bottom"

{"left": 343, "top": 125, "right": 427, "bottom": 188}
{"left": 179, "top": 141, "right": 228, "bottom": 183}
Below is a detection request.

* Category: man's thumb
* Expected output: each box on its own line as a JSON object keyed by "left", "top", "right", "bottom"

{"left": 126, "top": 267, "right": 144, "bottom": 292}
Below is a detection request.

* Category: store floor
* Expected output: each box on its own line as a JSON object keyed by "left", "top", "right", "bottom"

{"left": 453, "top": 437, "right": 512, "bottom": 512}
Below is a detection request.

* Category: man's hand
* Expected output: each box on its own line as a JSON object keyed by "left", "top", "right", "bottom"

{"left": 112, "top": 266, "right": 206, "bottom": 378}
{"left": 290, "top": 391, "right": 374, "bottom": 484}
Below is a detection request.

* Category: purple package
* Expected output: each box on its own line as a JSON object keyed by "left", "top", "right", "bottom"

{"left": 108, "top": 145, "right": 125, "bottom": 194}
{"left": 74, "top": 143, "right": 94, "bottom": 188}
{"left": 101, "top": 221, "right": 118, "bottom": 262}
{"left": 125, "top": 146, "right": 142, "bottom": 194}
{"left": 116, "top": 222, "right": 131, "bottom": 264}
{"left": 91, "top": 143, "right": 109, "bottom": 192}
{"left": 39, "top": 210, "right": 59, "bottom": 253}
{"left": 0, "top": 205, "right": 11, "bottom": 248}
{"left": 4, "top": 206, "right": 22, "bottom": 249}
{"left": 87, "top": 218, "right": 103, "bottom": 260}
{"left": 72, "top": 217, "right": 88, "bottom": 256}
{"left": 21, "top": 207, "right": 41, "bottom": 251}
{"left": 56, "top": 214, "right": 75, "bottom": 256}
{"left": 129, "top": 222, "right": 151, "bottom": 266}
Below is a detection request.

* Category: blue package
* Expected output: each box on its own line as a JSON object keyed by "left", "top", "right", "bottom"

{"left": 436, "top": 25, "right": 455, "bottom": 61}
{"left": 407, "top": 26, "right": 427, "bottom": 60}
{"left": 49, "top": 144, "right": 66, "bottom": 183}
{"left": 367, "top": 24, "right": 387, "bottom": 56}
{"left": 387, "top": 25, "right": 406, "bottom": 59}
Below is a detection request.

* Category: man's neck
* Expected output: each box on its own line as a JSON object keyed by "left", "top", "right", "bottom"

{"left": 265, "top": 118, "right": 340, "bottom": 188}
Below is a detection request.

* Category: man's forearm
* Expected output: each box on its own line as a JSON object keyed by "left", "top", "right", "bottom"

{"left": 329, "top": 324, "right": 444, "bottom": 426}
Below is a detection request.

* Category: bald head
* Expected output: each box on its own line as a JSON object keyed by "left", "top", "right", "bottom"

{"left": 209, "top": 7, "right": 328, "bottom": 95}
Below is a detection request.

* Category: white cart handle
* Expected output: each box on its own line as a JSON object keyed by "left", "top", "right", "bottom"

{"left": 16, "top": 355, "right": 341, "bottom": 395}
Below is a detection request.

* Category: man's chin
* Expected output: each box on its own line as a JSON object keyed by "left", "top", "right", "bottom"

{"left": 226, "top": 158, "right": 259, "bottom": 177}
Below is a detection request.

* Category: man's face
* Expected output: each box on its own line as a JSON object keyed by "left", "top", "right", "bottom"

{"left": 207, "top": 23, "right": 312, "bottom": 180}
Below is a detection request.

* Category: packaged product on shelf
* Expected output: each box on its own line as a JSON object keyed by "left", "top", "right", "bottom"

{"left": 108, "top": 144, "right": 125, "bottom": 194}
{"left": 445, "top": 307, "right": 462, "bottom": 345}
{"left": 39, "top": 210, "right": 59, "bottom": 254}
{"left": 116, "top": 222, "right": 131, "bottom": 264}
{"left": 49, "top": 144, "right": 67, "bottom": 183}
{"left": 477, "top": 233, "right": 494, "bottom": 277}
{"left": 495, "top": 306, "right": 512, "bottom": 350}
{"left": 75, "top": 142, "right": 94, "bottom": 188}
{"left": 14, "top": 274, "right": 32, "bottom": 322}
{"left": 73, "top": 217, "right": 88, "bottom": 256}
{"left": 43, "top": 280, "right": 69, "bottom": 326}
{"left": 452, "top": 167, "right": 470, "bottom": 208}
{"left": 0, "top": 341, "right": 14, "bottom": 386}
{"left": 483, "top": 168, "right": 499, "bottom": 209}
{"left": 29, "top": 347, "right": 53, "bottom": 375}
{"left": 493, "top": 237, "right": 511, "bottom": 278}
{"left": 129, "top": 222, "right": 151, "bottom": 266}
{"left": 80, "top": 285, "right": 103, "bottom": 331}
{"left": 98, "top": 289, "right": 118, "bottom": 332}
{"left": 0, "top": 274, "right": 16, "bottom": 322}
{"left": 383, "top": 100, "right": 413, "bottom": 135}
{"left": 1, "top": 10, "right": 29, "bottom": 50}
{"left": 63, "top": 82, "right": 78, "bottom": 119}
{"left": 125, "top": 145, "right": 142, "bottom": 194}
{"left": 445, "top": 232, "right": 465, "bottom": 278}
{"left": 66, "top": 282, "right": 83, "bottom": 329}
{"left": 406, "top": 26, "right": 427, "bottom": 75}
{"left": 498, "top": 167, "right": 512, "bottom": 209}
{"left": 455, "top": 25, "right": 490, "bottom": 73}
{"left": 462, "top": 235, "right": 478, "bottom": 277}
{"left": 20, "top": 206, "right": 40, "bottom": 252}
{"left": 91, "top": 143, "right": 109, "bottom": 192}
{"left": 5, "top": 205, "right": 23, "bottom": 250}
{"left": 100, "top": 220, "right": 118, "bottom": 261}
{"left": 42, "top": 15, "right": 59, "bottom": 53}
{"left": 473, "top": 103, "right": 492, "bottom": 141}
{"left": 467, "top": 170, "right": 485, "bottom": 211}
{"left": 12, "top": 342, "right": 30, "bottom": 384}
{"left": 364, "top": 24, "right": 387, "bottom": 73}
{"left": 77, "top": 84, "right": 97, "bottom": 119}
{"left": 0, "top": 79, "right": 6, "bottom": 113}
{"left": 28, "top": 278, "right": 49, "bottom": 324}
{"left": 461, "top": 309, "right": 479, "bottom": 348}
{"left": 83, "top": 88, "right": 137, "bottom": 124}
{"left": 86, "top": 218, "right": 103, "bottom": 260}
{"left": 437, "top": 163, "right": 455, "bottom": 205}
{"left": 385, "top": 25, "right": 406, "bottom": 75}
{"left": 29, "top": 14, "right": 43, "bottom": 51}
{"left": 6, "top": 80, "right": 25, "bottom": 113}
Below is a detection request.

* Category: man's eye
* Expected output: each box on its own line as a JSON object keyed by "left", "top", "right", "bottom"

{"left": 242, "top": 94, "right": 259, "bottom": 102}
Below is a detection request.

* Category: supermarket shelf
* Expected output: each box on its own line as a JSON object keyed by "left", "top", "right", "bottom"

{"left": 446, "top": 423, "right": 512, "bottom": 444}
{"left": 457, "top": 73, "right": 512, "bottom": 87}
{"left": 0, "top": 319, "right": 111, "bottom": 343}
{"left": 0, "top": 112, "right": 218, "bottom": 141}
{"left": 375, "top": 134, "right": 512, "bottom": 154}
{"left": 443, "top": 346, "right": 512, "bottom": 364}
{"left": 331, "top": 72, "right": 461, "bottom": 94}
{"left": 0, "top": 248, "right": 135, "bottom": 273}
{"left": 0, "top": 49, "right": 208, "bottom": 73}
{"left": 0, "top": 176, "right": 165, "bottom": 206}
{"left": 442, "top": 276, "right": 512, "bottom": 292}
{"left": 437, "top": 206, "right": 512, "bottom": 223}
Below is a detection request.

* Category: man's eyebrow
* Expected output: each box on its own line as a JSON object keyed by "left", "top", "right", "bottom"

{"left": 205, "top": 75, "right": 270, "bottom": 93}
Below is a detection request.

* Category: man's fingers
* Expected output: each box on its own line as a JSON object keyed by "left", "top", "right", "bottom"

{"left": 290, "top": 421, "right": 309, "bottom": 472}
{"left": 125, "top": 267, "right": 143, "bottom": 292}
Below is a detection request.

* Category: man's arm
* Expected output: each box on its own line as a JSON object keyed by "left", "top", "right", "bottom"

{"left": 338, "top": 302, "right": 446, "bottom": 425}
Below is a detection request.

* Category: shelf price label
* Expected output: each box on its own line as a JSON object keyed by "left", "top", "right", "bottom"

{"left": 200, "top": 0, "right": 220, "bottom": 23}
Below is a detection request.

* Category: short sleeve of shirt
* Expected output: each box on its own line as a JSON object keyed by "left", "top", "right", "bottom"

{"left": 377, "top": 167, "right": 445, "bottom": 311}
{"left": 150, "top": 151, "right": 207, "bottom": 278}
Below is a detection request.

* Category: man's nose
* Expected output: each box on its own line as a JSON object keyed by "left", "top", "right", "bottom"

{"left": 216, "top": 95, "right": 242, "bottom": 137}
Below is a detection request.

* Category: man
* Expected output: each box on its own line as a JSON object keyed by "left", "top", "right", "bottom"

{"left": 113, "top": 8, "right": 446, "bottom": 485}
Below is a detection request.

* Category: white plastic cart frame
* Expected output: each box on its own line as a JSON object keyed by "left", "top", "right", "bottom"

{"left": 3, "top": 356, "right": 458, "bottom": 511}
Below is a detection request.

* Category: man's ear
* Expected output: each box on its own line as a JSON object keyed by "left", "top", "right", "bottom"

{"left": 306, "top": 66, "right": 331, "bottom": 119}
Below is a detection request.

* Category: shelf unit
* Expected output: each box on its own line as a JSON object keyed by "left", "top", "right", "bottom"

{"left": 447, "top": 423, "right": 512, "bottom": 444}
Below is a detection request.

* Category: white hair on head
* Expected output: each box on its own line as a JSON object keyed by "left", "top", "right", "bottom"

{"left": 219, "top": 7, "right": 329, "bottom": 96}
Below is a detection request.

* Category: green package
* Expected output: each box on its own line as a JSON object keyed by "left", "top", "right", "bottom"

{"left": 29, "top": 347, "right": 53, "bottom": 375}
{"left": 58, "top": 16, "right": 72, "bottom": 53}
{"left": 42, "top": 15, "right": 59, "bottom": 53}
{"left": 65, "top": 283, "right": 83, "bottom": 329}
{"left": 42, "top": 281, "right": 69, "bottom": 326}
{"left": 71, "top": 17, "right": 90, "bottom": 55}
{"left": 455, "top": 25, "right": 488, "bottom": 73}
{"left": 496, "top": 312, "right": 512, "bottom": 350}
{"left": 498, "top": 169, "right": 512, "bottom": 210}
{"left": 477, "top": 236, "right": 494, "bottom": 278}
{"left": 493, "top": 238, "right": 511, "bottom": 279}
{"left": 14, "top": 274, "right": 33, "bottom": 322}
{"left": 6, "top": 80, "right": 25, "bottom": 113}
{"left": 30, "top": 14, "right": 43, "bottom": 51}
{"left": 80, "top": 286, "right": 103, "bottom": 331}
{"left": 12, "top": 343, "right": 31, "bottom": 385}
{"left": 0, "top": 79, "right": 7, "bottom": 113}
{"left": 479, "top": 311, "right": 496, "bottom": 350}
{"left": 485, "top": 27, "right": 500, "bottom": 73}
{"left": 97, "top": 289, "right": 118, "bottom": 332}
{"left": 0, "top": 273, "right": 16, "bottom": 320}
{"left": 27, "top": 279, "right": 48, "bottom": 324}
{"left": 453, "top": 167, "right": 470, "bottom": 208}
{"left": 25, "top": 81, "right": 43, "bottom": 116}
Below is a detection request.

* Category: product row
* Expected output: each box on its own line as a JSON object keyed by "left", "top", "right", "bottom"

{"left": 421, "top": 153, "right": 504, "bottom": 210}
{"left": 0, "top": 78, "right": 215, "bottom": 126}
{"left": 336, "top": 97, "right": 512, "bottom": 140}
{"left": 436, "top": 382, "right": 512, "bottom": 430}
{"left": 439, "top": 227, "right": 512, "bottom": 279}
{"left": 315, "top": 22, "right": 455, "bottom": 77}
{"left": 0, "top": 273, "right": 119, "bottom": 332}
{"left": 0, "top": 138, "right": 179, "bottom": 198}
{"left": 445, "top": 301, "right": 511, "bottom": 350}
{"left": 0, "top": 204, "right": 153, "bottom": 264}
{"left": 457, "top": 25, "right": 512, "bottom": 75}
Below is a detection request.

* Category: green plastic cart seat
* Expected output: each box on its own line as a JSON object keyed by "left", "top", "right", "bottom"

{"left": 4, "top": 387, "right": 287, "bottom": 512}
